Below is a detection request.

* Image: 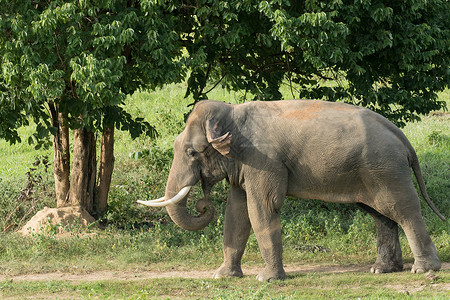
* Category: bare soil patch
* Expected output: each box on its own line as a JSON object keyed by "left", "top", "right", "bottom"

{"left": 1, "top": 263, "right": 448, "bottom": 283}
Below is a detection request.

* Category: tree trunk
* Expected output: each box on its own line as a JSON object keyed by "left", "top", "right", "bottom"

{"left": 69, "top": 128, "right": 97, "bottom": 214}
{"left": 95, "top": 126, "right": 115, "bottom": 215}
{"left": 49, "top": 102, "right": 70, "bottom": 208}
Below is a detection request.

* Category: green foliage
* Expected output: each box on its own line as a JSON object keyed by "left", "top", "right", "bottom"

{"left": 341, "top": 210, "right": 377, "bottom": 254}
{"left": 174, "top": 0, "right": 449, "bottom": 126}
{"left": 27, "top": 217, "right": 61, "bottom": 256}
{"left": 103, "top": 145, "right": 175, "bottom": 229}
{"left": 427, "top": 131, "right": 450, "bottom": 147}
{"left": 281, "top": 199, "right": 355, "bottom": 244}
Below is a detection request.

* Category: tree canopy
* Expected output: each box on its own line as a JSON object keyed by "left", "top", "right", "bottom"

{"left": 0, "top": 0, "right": 184, "bottom": 146}
{"left": 178, "top": 0, "right": 449, "bottom": 126}
{"left": 1, "top": 0, "right": 449, "bottom": 146}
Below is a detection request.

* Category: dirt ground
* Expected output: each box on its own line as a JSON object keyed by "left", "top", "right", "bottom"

{"left": 1, "top": 262, "right": 449, "bottom": 283}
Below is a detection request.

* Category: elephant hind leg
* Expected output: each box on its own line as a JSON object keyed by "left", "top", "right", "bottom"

{"left": 358, "top": 204, "right": 403, "bottom": 273}
{"left": 368, "top": 184, "right": 441, "bottom": 273}
{"left": 398, "top": 212, "right": 441, "bottom": 273}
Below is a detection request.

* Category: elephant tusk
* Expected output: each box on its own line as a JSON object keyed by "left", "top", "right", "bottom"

{"left": 141, "top": 196, "right": 166, "bottom": 203}
{"left": 137, "top": 186, "right": 192, "bottom": 207}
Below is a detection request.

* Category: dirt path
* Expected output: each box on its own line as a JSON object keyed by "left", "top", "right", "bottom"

{"left": 1, "top": 263, "right": 449, "bottom": 282}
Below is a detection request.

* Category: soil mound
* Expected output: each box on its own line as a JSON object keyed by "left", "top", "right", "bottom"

{"left": 19, "top": 206, "right": 95, "bottom": 236}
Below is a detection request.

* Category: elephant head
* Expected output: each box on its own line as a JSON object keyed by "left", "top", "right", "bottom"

{"left": 138, "top": 101, "right": 233, "bottom": 231}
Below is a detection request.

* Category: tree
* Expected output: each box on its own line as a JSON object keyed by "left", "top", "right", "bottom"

{"left": 0, "top": 1, "right": 184, "bottom": 217}
{"left": 177, "top": 0, "right": 449, "bottom": 126}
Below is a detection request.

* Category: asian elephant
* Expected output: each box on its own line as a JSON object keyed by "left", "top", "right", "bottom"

{"left": 138, "top": 99, "right": 445, "bottom": 281}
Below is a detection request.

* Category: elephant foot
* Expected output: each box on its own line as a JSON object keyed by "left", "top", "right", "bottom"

{"left": 370, "top": 262, "right": 403, "bottom": 274}
{"left": 212, "top": 264, "right": 243, "bottom": 279}
{"left": 256, "top": 267, "right": 286, "bottom": 282}
{"left": 411, "top": 257, "right": 441, "bottom": 274}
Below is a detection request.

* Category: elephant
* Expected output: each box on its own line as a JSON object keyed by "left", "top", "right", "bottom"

{"left": 138, "top": 99, "right": 445, "bottom": 282}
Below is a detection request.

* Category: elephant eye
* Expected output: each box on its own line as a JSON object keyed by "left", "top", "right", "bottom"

{"left": 186, "top": 148, "right": 198, "bottom": 158}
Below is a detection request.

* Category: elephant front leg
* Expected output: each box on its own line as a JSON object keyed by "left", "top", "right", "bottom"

{"left": 246, "top": 178, "right": 287, "bottom": 282}
{"left": 250, "top": 213, "right": 286, "bottom": 282}
{"left": 213, "top": 186, "right": 251, "bottom": 279}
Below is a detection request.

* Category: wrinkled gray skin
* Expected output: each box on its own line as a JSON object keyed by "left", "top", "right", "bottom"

{"left": 161, "top": 100, "right": 444, "bottom": 281}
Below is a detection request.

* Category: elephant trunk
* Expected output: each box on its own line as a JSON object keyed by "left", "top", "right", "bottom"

{"left": 164, "top": 176, "right": 215, "bottom": 231}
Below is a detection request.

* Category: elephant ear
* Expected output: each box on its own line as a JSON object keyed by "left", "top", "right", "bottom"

{"left": 206, "top": 120, "right": 232, "bottom": 158}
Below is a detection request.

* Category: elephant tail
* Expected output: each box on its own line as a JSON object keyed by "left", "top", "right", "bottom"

{"left": 410, "top": 153, "right": 446, "bottom": 221}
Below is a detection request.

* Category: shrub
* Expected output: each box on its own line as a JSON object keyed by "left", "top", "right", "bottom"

{"left": 0, "top": 156, "right": 54, "bottom": 232}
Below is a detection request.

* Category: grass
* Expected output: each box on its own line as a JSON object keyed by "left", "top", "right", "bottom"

{"left": 1, "top": 271, "right": 449, "bottom": 299}
{"left": 0, "top": 85, "right": 449, "bottom": 299}
{"left": 0, "top": 126, "right": 51, "bottom": 180}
